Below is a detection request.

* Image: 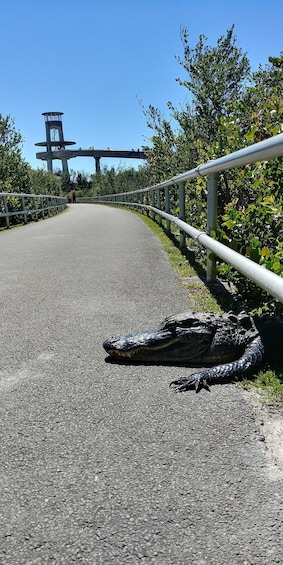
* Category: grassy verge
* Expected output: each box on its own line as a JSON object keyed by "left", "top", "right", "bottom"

{"left": 241, "top": 370, "right": 283, "bottom": 405}
{"left": 135, "top": 210, "right": 283, "bottom": 404}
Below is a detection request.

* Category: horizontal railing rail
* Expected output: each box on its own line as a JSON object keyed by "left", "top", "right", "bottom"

{"left": 0, "top": 192, "right": 68, "bottom": 228}
{"left": 93, "top": 133, "right": 283, "bottom": 304}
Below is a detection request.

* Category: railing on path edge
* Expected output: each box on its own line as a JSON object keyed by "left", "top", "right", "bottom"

{"left": 0, "top": 192, "right": 67, "bottom": 228}
{"left": 88, "top": 133, "right": 283, "bottom": 305}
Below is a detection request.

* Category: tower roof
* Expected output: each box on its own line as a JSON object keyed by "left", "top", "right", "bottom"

{"left": 42, "top": 111, "right": 64, "bottom": 116}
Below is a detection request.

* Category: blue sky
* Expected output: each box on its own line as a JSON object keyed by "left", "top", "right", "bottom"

{"left": 1, "top": 0, "right": 283, "bottom": 175}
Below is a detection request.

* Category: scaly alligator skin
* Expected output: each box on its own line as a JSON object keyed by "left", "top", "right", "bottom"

{"left": 103, "top": 311, "right": 283, "bottom": 392}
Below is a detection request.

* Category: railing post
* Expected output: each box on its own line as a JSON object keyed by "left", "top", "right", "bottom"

{"left": 206, "top": 172, "right": 219, "bottom": 282}
{"left": 21, "top": 195, "right": 27, "bottom": 224}
{"left": 151, "top": 189, "right": 155, "bottom": 221}
{"left": 41, "top": 196, "right": 45, "bottom": 219}
{"left": 47, "top": 196, "right": 50, "bottom": 216}
{"left": 165, "top": 186, "right": 170, "bottom": 232}
{"left": 34, "top": 196, "right": 38, "bottom": 221}
{"left": 141, "top": 191, "right": 145, "bottom": 214}
{"left": 145, "top": 191, "right": 150, "bottom": 216}
{"left": 156, "top": 188, "right": 162, "bottom": 225}
{"left": 178, "top": 181, "right": 186, "bottom": 248}
{"left": 3, "top": 196, "right": 10, "bottom": 228}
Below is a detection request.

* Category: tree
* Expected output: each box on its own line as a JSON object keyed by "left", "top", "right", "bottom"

{"left": 76, "top": 172, "right": 91, "bottom": 191}
{"left": 0, "top": 113, "right": 30, "bottom": 192}
{"left": 89, "top": 164, "right": 148, "bottom": 197}
{"left": 29, "top": 168, "right": 62, "bottom": 195}
{"left": 60, "top": 172, "right": 75, "bottom": 195}
{"left": 174, "top": 25, "right": 250, "bottom": 154}
{"left": 140, "top": 104, "right": 181, "bottom": 183}
{"left": 114, "top": 165, "right": 149, "bottom": 193}
{"left": 241, "top": 54, "right": 283, "bottom": 143}
{"left": 140, "top": 26, "right": 251, "bottom": 186}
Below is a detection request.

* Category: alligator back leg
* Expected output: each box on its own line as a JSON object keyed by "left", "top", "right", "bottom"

{"left": 170, "top": 336, "right": 264, "bottom": 393}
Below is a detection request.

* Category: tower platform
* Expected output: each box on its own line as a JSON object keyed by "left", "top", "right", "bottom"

{"left": 35, "top": 147, "right": 146, "bottom": 173}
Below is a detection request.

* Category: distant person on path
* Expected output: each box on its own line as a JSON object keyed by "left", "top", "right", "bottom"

{"left": 72, "top": 191, "right": 77, "bottom": 203}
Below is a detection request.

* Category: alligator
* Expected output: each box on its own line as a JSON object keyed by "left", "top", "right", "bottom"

{"left": 103, "top": 310, "right": 283, "bottom": 392}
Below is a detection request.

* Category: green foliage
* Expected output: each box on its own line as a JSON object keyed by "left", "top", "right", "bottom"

{"left": 241, "top": 369, "right": 283, "bottom": 403}
{"left": 91, "top": 165, "right": 149, "bottom": 197}
{"left": 255, "top": 370, "right": 283, "bottom": 401}
{"left": 185, "top": 177, "right": 207, "bottom": 230}
{"left": 216, "top": 154, "right": 283, "bottom": 312}
{"left": 76, "top": 172, "right": 92, "bottom": 192}
{"left": 0, "top": 113, "right": 30, "bottom": 193}
{"left": 29, "top": 168, "right": 62, "bottom": 195}
{"left": 60, "top": 172, "right": 75, "bottom": 195}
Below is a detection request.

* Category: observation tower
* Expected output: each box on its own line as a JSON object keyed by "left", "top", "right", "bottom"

{"left": 35, "top": 112, "right": 75, "bottom": 173}
{"left": 35, "top": 112, "right": 146, "bottom": 173}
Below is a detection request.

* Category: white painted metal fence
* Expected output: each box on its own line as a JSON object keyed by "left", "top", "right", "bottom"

{"left": 94, "top": 133, "right": 283, "bottom": 304}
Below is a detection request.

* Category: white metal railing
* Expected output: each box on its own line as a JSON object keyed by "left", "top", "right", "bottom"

{"left": 0, "top": 192, "right": 67, "bottom": 228}
{"left": 94, "top": 133, "right": 283, "bottom": 304}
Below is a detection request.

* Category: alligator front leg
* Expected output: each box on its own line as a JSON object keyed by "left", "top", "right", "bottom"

{"left": 170, "top": 336, "right": 264, "bottom": 393}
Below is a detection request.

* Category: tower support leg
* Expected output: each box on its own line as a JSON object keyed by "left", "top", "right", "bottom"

{"left": 62, "top": 159, "right": 69, "bottom": 173}
{"left": 95, "top": 157, "right": 101, "bottom": 173}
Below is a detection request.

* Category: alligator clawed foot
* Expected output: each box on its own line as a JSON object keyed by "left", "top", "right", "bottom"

{"left": 170, "top": 373, "right": 211, "bottom": 393}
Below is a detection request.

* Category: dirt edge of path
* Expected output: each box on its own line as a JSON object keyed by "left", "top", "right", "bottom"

{"left": 244, "top": 389, "right": 283, "bottom": 475}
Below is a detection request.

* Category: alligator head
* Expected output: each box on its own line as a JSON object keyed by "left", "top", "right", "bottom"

{"left": 103, "top": 310, "right": 259, "bottom": 365}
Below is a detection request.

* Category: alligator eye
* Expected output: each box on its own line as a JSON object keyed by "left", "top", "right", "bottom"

{"left": 179, "top": 319, "right": 199, "bottom": 328}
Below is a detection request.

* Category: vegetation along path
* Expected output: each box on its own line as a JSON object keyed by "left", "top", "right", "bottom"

{"left": 0, "top": 204, "right": 283, "bottom": 564}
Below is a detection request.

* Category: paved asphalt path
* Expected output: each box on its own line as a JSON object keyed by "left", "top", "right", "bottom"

{"left": 0, "top": 204, "right": 283, "bottom": 565}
